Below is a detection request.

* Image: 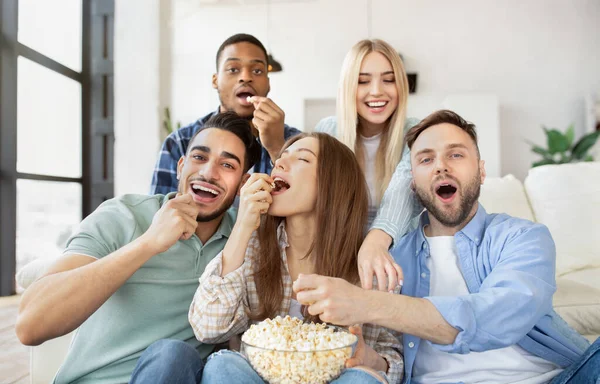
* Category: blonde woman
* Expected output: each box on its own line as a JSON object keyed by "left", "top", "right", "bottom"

{"left": 315, "top": 39, "right": 421, "bottom": 293}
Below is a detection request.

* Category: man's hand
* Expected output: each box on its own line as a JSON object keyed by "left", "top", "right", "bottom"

{"left": 294, "top": 274, "right": 373, "bottom": 326}
{"left": 238, "top": 173, "right": 273, "bottom": 232}
{"left": 358, "top": 229, "right": 403, "bottom": 292}
{"left": 248, "top": 96, "right": 286, "bottom": 160}
{"left": 142, "top": 193, "right": 200, "bottom": 254}
{"left": 345, "top": 326, "right": 388, "bottom": 373}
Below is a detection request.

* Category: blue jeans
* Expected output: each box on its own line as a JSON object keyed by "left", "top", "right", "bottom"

{"left": 200, "top": 350, "right": 386, "bottom": 384}
{"left": 550, "top": 337, "right": 600, "bottom": 384}
{"left": 130, "top": 339, "right": 204, "bottom": 384}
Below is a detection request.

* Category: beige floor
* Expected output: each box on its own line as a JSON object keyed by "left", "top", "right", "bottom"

{"left": 0, "top": 295, "right": 29, "bottom": 384}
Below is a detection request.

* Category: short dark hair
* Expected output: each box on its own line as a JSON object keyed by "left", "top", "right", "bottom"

{"left": 188, "top": 111, "right": 262, "bottom": 172}
{"left": 405, "top": 109, "right": 480, "bottom": 157}
{"left": 215, "top": 33, "right": 268, "bottom": 71}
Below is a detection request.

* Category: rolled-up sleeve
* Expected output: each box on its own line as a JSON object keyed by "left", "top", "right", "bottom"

{"left": 371, "top": 145, "right": 422, "bottom": 245}
{"left": 425, "top": 224, "right": 557, "bottom": 354}
{"left": 188, "top": 245, "right": 254, "bottom": 344}
{"left": 372, "top": 327, "right": 404, "bottom": 384}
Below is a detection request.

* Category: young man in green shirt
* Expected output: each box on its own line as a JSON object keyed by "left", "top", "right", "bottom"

{"left": 16, "top": 112, "right": 262, "bottom": 384}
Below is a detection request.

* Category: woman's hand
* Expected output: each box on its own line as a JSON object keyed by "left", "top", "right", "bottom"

{"left": 345, "top": 326, "right": 388, "bottom": 374}
{"left": 237, "top": 173, "right": 274, "bottom": 233}
{"left": 358, "top": 229, "right": 404, "bottom": 292}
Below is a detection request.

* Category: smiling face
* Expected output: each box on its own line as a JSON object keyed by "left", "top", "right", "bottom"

{"left": 268, "top": 137, "right": 319, "bottom": 218}
{"left": 177, "top": 128, "right": 247, "bottom": 222}
{"left": 213, "top": 42, "right": 270, "bottom": 118}
{"left": 355, "top": 51, "right": 399, "bottom": 134}
{"left": 410, "top": 123, "right": 486, "bottom": 228}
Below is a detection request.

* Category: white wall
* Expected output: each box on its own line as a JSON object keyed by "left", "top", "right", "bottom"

{"left": 167, "top": 0, "right": 600, "bottom": 180}
{"left": 114, "top": 0, "right": 168, "bottom": 195}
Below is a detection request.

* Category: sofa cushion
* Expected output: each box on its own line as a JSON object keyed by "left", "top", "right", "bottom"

{"left": 524, "top": 162, "right": 600, "bottom": 276}
{"left": 554, "top": 267, "right": 600, "bottom": 342}
{"left": 479, "top": 174, "right": 535, "bottom": 221}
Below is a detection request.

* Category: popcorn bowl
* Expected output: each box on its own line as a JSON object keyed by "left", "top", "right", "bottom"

{"left": 241, "top": 318, "right": 358, "bottom": 384}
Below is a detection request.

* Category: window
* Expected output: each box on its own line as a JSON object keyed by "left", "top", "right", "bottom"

{"left": 0, "top": 0, "right": 114, "bottom": 296}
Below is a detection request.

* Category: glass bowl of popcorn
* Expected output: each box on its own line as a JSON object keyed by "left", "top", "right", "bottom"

{"left": 241, "top": 316, "right": 358, "bottom": 384}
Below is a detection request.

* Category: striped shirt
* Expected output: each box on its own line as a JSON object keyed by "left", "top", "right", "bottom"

{"left": 189, "top": 221, "right": 404, "bottom": 383}
{"left": 315, "top": 116, "right": 423, "bottom": 245}
{"left": 150, "top": 109, "right": 301, "bottom": 195}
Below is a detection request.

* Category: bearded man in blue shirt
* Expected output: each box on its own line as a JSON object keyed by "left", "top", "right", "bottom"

{"left": 294, "top": 110, "right": 599, "bottom": 383}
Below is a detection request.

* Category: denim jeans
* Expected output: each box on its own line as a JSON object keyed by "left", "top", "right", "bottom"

{"left": 200, "top": 349, "right": 386, "bottom": 384}
{"left": 130, "top": 339, "right": 204, "bottom": 384}
{"left": 550, "top": 337, "right": 600, "bottom": 384}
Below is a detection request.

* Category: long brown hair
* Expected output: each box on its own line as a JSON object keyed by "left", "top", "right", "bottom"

{"left": 251, "top": 132, "right": 369, "bottom": 323}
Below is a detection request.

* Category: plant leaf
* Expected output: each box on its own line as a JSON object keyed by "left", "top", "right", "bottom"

{"left": 572, "top": 131, "right": 600, "bottom": 159}
{"left": 584, "top": 155, "right": 594, "bottom": 162}
{"left": 545, "top": 128, "right": 570, "bottom": 154}
{"left": 531, "top": 145, "right": 551, "bottom": 157}
{"left": 565, "top": 124, "right": 575, "bottom": 147}
{"left": 532, "top": 159, "right": 556, "bottom": 168}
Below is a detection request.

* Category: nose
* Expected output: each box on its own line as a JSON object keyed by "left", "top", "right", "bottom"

{"left": 434, "top": 157, "right": 449, "bottom": 174}
{"left": 274, "top": 156, "right": 288, "bottom": 171}
{"left": 199, "top": 160, "right": 220, "bottom": 181}
{"left": 238, "top": 67, "right": 253, "bottom": 83}
{"left": 369, "top": 79, "right": 383, "bottom": 96}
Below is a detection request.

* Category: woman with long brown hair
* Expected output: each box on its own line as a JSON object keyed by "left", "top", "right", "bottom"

{"left": 189, "top": 132, "right": 403, "bottom": 383}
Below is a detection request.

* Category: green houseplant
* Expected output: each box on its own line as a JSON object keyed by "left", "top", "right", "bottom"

{"left": 529, "top": 125, "right": 600, "bottom": 168}
{"left": 162, "top": 107, "right": 181, "bottom": 135}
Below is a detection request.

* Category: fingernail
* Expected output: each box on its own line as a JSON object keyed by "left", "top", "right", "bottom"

{"left": 398, "top": 279, "right": 404, "bottom": 287}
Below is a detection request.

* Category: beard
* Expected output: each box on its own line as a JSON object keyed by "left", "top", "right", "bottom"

{"left": 178, "top": 176, "right": 240, "bottom": 222}
{"left": 414, "top": 171, "right": 481, "bottom": 227}
{"left": 195, "top": 192, "right": 237, "bottom": 222}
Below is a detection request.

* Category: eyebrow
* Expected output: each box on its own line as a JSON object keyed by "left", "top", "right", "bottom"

{"left": 188, "top": 145, "right": 242, "bottom": 166}
{"left": 224, "top": 57, "right": 267, "bottom": 66}
{"left": 282, "top": 147, "right": 317, "bottom": 157}
{"left": 358, "top": 71, "right": 395, "bottom": 76}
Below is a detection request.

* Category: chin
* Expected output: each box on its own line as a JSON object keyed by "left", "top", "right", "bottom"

{"left": 267, "top": 204, "right": 288, "bottom": 218}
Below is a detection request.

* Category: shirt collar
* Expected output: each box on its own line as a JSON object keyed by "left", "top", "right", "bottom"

{"left": 276, "top": 219, "right": 290, "bottom": 249}
{"left": 414, "top": 203, "right": 487, "bottom": 255}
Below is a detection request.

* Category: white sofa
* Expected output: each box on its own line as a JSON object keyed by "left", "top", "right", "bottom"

{"left": 17, "top": 162, "right": 600, "bottom": 383}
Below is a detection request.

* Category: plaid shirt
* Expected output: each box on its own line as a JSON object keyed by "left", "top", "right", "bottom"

{"left": 150, "top": 109, "right": 301, "bottom": 195}
{"left": 189, "top": 221, "right": 404, "bottom": 383}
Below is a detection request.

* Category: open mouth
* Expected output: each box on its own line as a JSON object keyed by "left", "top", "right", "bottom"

{"left": 365, "top": 101, "right": 388, "bottom": 112}
{"left": 272, "top": 177, "right": 290, "bottom": 194}
{"left": 435, "top": 183, "right": 457, "bottom": 201}
{"left": 191, "top": 183, "right": 220, "bottom": 201}
{"left": 236, "top": 87, "right": 256, "bottom": 106}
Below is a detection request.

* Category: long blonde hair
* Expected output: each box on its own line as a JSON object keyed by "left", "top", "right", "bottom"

{"left": 336, "top": 39, "right": 409, "bottom": 204}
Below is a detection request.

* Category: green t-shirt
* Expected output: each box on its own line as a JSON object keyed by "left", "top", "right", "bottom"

{"left": 53, "top": 193, "right": 235, "bottom": 384}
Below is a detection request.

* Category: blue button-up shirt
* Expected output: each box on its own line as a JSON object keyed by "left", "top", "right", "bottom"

{"left": 391, "top": 204, "right": 590, "bottom": 384}
{"left": 150, "top": 109, "right": 301, "bottom": 195}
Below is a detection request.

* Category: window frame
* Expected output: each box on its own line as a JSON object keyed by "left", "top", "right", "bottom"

{"left": 0, "top": 0, "right": 114, "bottom": 296}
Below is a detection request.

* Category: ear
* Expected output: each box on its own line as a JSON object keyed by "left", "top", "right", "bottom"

{"left": 212, "top": 73, "right": 218, "bottom": 90}
{"left": 410, "top": 179, "right": 416, "bottom": 192}
{"left": 238, "top": 173, "right": 251, "bottom": 196}
{"left": 176, "top": 156, "right": 185, "bottom": 180}
{"left": 479, "top": 159, "right": 486, "bottom": 185}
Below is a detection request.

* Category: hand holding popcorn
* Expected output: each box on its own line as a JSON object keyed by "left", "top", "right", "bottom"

{"left": 294, "top": 274, "right": 372, "bottom": 326}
